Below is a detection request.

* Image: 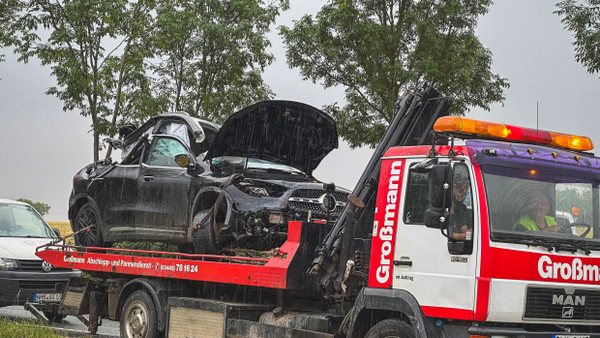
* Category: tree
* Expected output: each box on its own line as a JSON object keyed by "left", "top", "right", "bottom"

{"left": 7, "top": 0, "right": 288, "bottom": 161}
{"left": 0, "top": 0, "right": 24, "bottom": 68}
{"left": 17, "top": 198, "right": 51, "bottom": 216}
{"left": 556, "top": 0, "right": 600, "bottom": 76}
{"left": 150, "top": 0, "right": 288, "bottom": 123}
{"left": 10, "top": 0, "right": 157, "bottom": 162}
{"left": 280, "top": 0, "right": 509, "bottom": 148}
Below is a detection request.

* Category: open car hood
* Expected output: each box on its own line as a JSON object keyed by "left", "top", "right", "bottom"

{"left": 205, "top": 101, "right": 338, "bottom": 175}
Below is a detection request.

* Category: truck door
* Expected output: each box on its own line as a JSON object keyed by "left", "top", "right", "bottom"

{"left": 394, "top": 159, "right": 478, "bottom": 317}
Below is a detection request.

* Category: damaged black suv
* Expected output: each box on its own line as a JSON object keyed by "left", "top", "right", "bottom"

{"left": 69, "top": 101, "right": 349, "bottom": 253}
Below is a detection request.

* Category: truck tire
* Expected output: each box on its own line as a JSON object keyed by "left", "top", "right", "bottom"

{"left": 73, "top": 203, "right": 105, "bottom": 247}
{"left": 192, "top": 210, "right": 220, "bottom": 254}
{"left": 120, "top": 290, "right": 159, "bottom": 338}
{"left": 365, "top": 319, "right": 415, "bottom": 338}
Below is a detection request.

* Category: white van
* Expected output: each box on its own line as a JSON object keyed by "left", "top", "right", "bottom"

{"left": 0, "top": 199, "right": 79, "bottom": 313}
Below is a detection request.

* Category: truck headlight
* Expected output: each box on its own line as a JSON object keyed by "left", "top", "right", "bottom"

{"left": 0, "top": 258, "right": 18, "bottom": 271}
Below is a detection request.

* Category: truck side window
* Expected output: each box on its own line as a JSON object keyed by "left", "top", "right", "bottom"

{"left": 449, "top": 164, "right": 474, "bottom": 241}
{"left": 404, "top": 170, "right": 431, "bottom": 224}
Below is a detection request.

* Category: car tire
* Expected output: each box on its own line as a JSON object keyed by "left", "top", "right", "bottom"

{"left": 44, "top": 312, "right": 66, "bottom": 322}
{"left": 365, "top": 319, "right": 416, "bottom": 338}
{"left": 120, "top": 290, "right": 160, "bottom": 338}
{"left": 73, "top": 203, "right": 105, "bottom": 247}
{"left": 192, "top": 210, "right": 220, "bottom": 254}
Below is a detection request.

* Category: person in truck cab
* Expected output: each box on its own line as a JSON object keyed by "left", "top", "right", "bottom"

{"left": 450, "top": 173, "right": 473, "bottom": 240}
{"left": 515, "top": 193, "right": 563, "bottom": 233}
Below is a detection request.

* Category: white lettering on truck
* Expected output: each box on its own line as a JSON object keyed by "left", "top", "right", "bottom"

{"left": 376, "top": 161, "right": 402, "bottom": 284}
{"left": 538, "top": 255, "right": 600, "bottom": 281}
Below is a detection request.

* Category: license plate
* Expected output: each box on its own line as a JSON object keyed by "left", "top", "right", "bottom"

{"left": 34, "top": 292, "right": 62, "bottom": 303}
{"left": 553, "top": 335, "right": 590, "bottom": 338}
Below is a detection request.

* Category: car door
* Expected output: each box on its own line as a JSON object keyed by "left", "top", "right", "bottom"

{"left": 135, "top": 135, "right": 192, "bottom": 241}
{"left": 87, "top": 140, "right": 144, "bottom": 234}
{"left": 393, "top": 159, "right": 478, "bottom": 317}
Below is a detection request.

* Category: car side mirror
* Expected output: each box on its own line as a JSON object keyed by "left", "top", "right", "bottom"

{"left": 174, "top": 154, "right": 198, "bottom": 175}
{"left": 51, "top": 228, "right": 61, "bottom": 238}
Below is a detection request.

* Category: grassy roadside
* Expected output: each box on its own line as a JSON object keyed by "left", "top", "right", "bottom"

{"left": 0, "top": 317, "right": 62, "bottom": 338}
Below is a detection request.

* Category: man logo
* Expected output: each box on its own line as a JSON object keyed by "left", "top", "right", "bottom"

{"left": 41, "top": 261, "right": 52, "bottom": 272}
{"left": 552, "top": 294, "right": 586, "bottom": 306}
{"left": 562, "top": 307, "right": 574, "bottom": 319}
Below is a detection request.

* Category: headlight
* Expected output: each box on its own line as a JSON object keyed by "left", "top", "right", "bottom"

{"left": 240, "top": 186, "right": 270, "bottom": 197}
{"left": 0, "top": 258, "right": 18, "bottom": 271}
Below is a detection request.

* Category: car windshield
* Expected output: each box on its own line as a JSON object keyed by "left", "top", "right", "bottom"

{"left": 211, "top": 156, "right": 306, "bottom": 176}
{"left": 483, "top": 164, "right": 600, "bottom": 252}
{"left": 0, "top": 203, "right": 55, "bottom": 238}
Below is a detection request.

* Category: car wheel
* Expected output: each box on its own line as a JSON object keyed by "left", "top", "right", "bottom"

{"left": 192, "top": 210, "right": 220, "bottom": 254}
{"left": 365, "top": 319, "right": 416, "bottom": 338}
{"left": 73, "top": 203, "right": 105, "bottom": 247}
{"left": 44, "top": 311, "right": 66, "bottom": 322}
{"left": 120, "top": 290, "right": 159, "bottom": 338}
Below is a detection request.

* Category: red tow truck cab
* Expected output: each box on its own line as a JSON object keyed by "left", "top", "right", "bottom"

{"left": 366, "top": 116, "right": 600, "bottom": 336}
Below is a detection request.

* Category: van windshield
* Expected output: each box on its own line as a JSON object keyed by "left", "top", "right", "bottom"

{"left": 0, "top": 203, "right": 55, "bottom": 238}
{"left": 483, "top": 165, "right": 600, "bottom": 252}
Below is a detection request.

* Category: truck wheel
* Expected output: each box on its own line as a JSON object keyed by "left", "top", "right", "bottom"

{"left": 192, "top": 210, "right": 220, "bottom": 254}
{"left": 120, "top": 290, "right": 159, "bottom": 338}
{"left": 73, "top": 203, "right": 105, "bottom": 247}
{"left": 44, "top": 312, "right": 66, "bottom": 322}
{"left": 365, "top": 319, "right": 415, "bottom": 338}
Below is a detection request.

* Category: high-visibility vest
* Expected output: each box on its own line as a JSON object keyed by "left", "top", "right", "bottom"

{"left": 516, "top": 214, "right": 557, "bottom": 231}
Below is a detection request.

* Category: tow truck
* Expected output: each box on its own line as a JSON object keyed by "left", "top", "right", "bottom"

{"left": 28, "top": 83, "right": 600, "bottom": 337}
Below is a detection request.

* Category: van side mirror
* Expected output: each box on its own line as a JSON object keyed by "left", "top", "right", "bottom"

{"left": 424, "top": 164, "right": 452, "bottom": 229}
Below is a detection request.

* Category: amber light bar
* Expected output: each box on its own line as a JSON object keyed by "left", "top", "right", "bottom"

{"left": 433, "top": 116, "right": 594, "bottom": 152}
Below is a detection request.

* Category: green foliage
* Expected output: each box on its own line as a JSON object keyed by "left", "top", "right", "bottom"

{"left": 6, "top": 0, "right": 287, "bottom": 160}
{"left": 556, "top": 0, "right": 600, "bottom": 76}
{"left": 17, "top": 198, "right": 51, "bottom": 216}
{"left": 280, "top": 0, "right": 509, "bottom": 148}
{"left": 150, "top": 0, "right": 288, "bottom": 123}
{"left": 0, "top": 317, "right": 62, "bottom": 338}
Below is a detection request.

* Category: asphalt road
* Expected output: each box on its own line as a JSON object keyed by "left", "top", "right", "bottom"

{"left": 0, "top": 305, "right": 120, "bottom": 337}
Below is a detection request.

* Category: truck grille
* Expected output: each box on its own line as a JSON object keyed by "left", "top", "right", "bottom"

{"left": 524, "top": 287, "right": 600, "bottom": 321}
{"left": 19, "top": 280, "right": 63, "bottom": 290}
{"left": 288, "top": 190, "right": 348, "bottom": 218}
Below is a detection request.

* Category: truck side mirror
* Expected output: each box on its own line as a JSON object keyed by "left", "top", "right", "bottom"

{"left": 430, "top": 164, "right": 452, "bottom": 209}
{"left": 424, "top": 164, "right": 452, "bottom": 229}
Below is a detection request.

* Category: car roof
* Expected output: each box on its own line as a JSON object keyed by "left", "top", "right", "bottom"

{"left": 0, "top": 198, "right": 29, "bottom": 206}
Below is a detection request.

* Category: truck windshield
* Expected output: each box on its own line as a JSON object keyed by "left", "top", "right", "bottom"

{"left": 483, "top": 166, "right": 600, "bottom": 252}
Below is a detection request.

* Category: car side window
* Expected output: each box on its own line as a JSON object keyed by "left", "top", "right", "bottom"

{"left": 146, "top": 137, "right": 190, "bottom": 167}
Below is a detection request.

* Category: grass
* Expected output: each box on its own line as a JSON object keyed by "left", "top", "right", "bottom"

{"left": 47, "top": 221, "right": 75, "bottom": 245}
{"left": 0, "top": 317, "right": 62, "bottom": 338}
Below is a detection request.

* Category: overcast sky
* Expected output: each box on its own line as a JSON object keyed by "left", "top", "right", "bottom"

{"left": 1, "top": 0, "right": 599, "bottom": 221}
